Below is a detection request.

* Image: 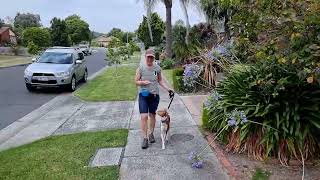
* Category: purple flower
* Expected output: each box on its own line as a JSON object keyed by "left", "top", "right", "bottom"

{"left": 188, "top": 151, "right": 196, "bottom": 161}
{"left": 203, "top": 99, "right": 211, "bottom": 108}
{"left": 212, "top": 91, "right": 222, "bottom": 101}
{"left": 240, "top": 111, "right": 248, "bottom": 123}
{"left": 227, "top": 117, "right": 237, "bottom": 127}
{"left": 192, "top": 160, "right": 204, "bottom": 169}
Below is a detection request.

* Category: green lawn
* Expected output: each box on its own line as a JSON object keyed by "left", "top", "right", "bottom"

{"left": 0, "top": 129, "right": 128, "bottom": 180}
{"left": 0, "top": 55, "right": 32, "bottom": 68}
{"left": 162, "top": 69, "right": 174, "bottom": 88}
{"left": 122, "top": 52, "right": 141, "bottom": 65}
{"left": 75, "top": 65, "right": 138, "bottom": 101}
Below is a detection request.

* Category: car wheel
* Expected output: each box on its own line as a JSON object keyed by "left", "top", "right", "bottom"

{"left": 26, "top": 84, "right": 36, "bottom": 92}
{"left": 81, "top": 69, "right": 88, "bottom": 83}
{"left": 68, "top": 76, "right": 76, "bottom": 92}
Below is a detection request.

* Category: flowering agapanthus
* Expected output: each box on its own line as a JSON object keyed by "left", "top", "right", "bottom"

{"left": 191, "top": 160, "right": 204, "bottom": 169}
{"left": 211, "top": 90, "right": 222, "bottom": 101}
{"left": 227, "top": 117, "right": 237, "bottom": 127}
{"left": 183, "top": 63, "right": 201, "bottom": 88}
{"left": 226, "top": 109, "right": 248, "bottom": 127}
{"left": 188, "top": 151, "right": 204, "bottom": 169}
{"left": 240, "top": 111, "right": 248, "bottom": 123}
{"left": 204, "top": 90, "right": 222, "bottom": 109}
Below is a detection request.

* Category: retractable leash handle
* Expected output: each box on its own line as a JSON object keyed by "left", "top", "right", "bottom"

{"left": 167, "top": 90, "right": 175, "bottom": 110}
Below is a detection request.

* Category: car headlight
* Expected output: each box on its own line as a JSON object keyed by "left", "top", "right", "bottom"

{"left": 56, "top": 71, "right": 70, "bottom": 77}
{"left": 24, "top": 69, "right": 33, "bottom": 76}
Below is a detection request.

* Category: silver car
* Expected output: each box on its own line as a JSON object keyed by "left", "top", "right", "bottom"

{"left": 24, "top": 47, "right": 88, "bottom": 92}
{"left": 79, "top": 45, "right": 90, "bottom": 55}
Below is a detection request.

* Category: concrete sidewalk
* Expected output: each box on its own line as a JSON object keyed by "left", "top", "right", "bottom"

{"left": 120, "top": 87, "right": 228, "bottom": 180}
{"left": 120, "top": 55, "right": 228, "bottom": 180}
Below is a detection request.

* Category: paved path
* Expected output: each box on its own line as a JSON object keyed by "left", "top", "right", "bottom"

{"left": 0, "top": 48, "right": 107, "bottom": 130}
{"left": 180, "top": 95, "right": 208, "bottom": 126}
{"left": 119, "top": 56, "right": 228, "bottom": 180}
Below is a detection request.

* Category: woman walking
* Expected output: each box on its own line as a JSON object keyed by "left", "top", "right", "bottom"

{"left": 135, "top": 48, "right": 173, "bottom": 149}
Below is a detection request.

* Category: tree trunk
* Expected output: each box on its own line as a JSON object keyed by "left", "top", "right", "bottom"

{"left": 147, "top": 8, "right": 154, "bottom": 43}
{"left": 224, "top": 12, "right": 230, "bottom": 39}
{"left": 180, "top": 0, "right": 190, "bottom": 45}
{"left": 164, "top": 0, "right": 173, "bottom": 59}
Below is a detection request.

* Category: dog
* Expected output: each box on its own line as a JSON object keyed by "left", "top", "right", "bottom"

{"left": 157, "top": 108, "right": 171, "bottom": 149}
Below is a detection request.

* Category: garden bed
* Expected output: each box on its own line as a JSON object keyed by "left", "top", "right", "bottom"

{"left": 203, "top": 130, "right": 320, "bottom": 180}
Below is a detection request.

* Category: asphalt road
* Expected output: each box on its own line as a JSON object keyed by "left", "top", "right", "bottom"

{"left": 0, "top": 48, "right": 107, "bottom": 130}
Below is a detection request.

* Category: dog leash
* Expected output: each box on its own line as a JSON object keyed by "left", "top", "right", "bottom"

{"left": 167, "top": 90, "right": 175, "bottom": 110}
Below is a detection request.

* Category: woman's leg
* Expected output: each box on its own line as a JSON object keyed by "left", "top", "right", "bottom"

{"left": 140, "top": 113, "right": 148, "bottom": 138}
{"left": 139, "top": 95, "right": 149, "bottom": 139}
{"left": 148, "top": 113, "right": 156, "bottom": 134}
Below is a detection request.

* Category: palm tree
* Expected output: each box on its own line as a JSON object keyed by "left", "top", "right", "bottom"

{"left": 140, "top": 0, "right": 198, "bottom": 58}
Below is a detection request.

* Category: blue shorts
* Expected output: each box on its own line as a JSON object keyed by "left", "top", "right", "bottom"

{"left": 139, "top": 93, "right": 160, "bottom": 114}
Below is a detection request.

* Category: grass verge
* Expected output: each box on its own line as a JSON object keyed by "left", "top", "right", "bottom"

{"left": 0, "top": 55, "right": 32, "bottom": 68}
{"left": 122, "top": 52, "right": 141, "bottom": 65}
{"left": 162, "top": 69, "right": 173, "bottom": 88}
{"left": 75, "top": 65, "right": 138, "bottom": 101}
{"left": 0, "top": 129, "right": 128, "bottom": 180}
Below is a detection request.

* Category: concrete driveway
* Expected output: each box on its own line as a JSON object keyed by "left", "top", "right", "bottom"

{"left": 0, "top": 48, "right": 107, "bottom": 130}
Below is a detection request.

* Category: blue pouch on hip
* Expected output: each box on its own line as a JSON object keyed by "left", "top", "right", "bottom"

{"left": 140, "top": 88, "right": 150, "bottom": 97}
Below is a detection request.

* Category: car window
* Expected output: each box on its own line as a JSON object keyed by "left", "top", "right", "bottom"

{"left": 37, "top": 52, "right": 73, "bottom": 64}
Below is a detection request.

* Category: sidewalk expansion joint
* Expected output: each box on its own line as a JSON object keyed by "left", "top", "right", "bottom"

{"left": 51, "top": 103, "right": 85, "bottom": 135}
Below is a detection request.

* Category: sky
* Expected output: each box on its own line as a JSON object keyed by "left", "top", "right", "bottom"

{"left": 0, "top": 0, "right": 205, "bottom": 33}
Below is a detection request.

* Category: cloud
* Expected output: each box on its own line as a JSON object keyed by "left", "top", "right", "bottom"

{"left": 0, "top": 0, "right": 204, "bottom": 33}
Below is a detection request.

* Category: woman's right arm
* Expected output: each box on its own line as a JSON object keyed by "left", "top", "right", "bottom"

{"left": 135, "top": 68, "right": 150, "bottom": 86}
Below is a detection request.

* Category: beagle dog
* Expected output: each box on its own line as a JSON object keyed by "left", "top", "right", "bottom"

{"left": 157, "top": 108, "right": 171, "bottom": 149}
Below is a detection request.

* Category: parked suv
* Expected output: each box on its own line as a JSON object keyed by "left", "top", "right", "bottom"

{"left": 24, "top": 47, "right": 88, "bottom": 92}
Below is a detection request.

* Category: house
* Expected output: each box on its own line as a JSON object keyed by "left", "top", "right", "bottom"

{"left": 95, "top": 35, "right": 113, "bottom": 47}
{"left": 0, "top": 27, "right": 17, "bottom": 46}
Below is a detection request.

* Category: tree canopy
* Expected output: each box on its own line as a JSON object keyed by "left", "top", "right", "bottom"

{"left": 14, "top": 13, "right": 41, "bottom": 29}
{"left": 137, "top": 13, "right": 165, "bottom": 48}
{"left": 107, "top": 28, "right": 124, "bottom": 40}
{"left": 22, "top": 27, "right": 51, "bottom": 48}
{"left": 65, "top": 15, "right": 91, "bottom": 45}
{"left": 50, "top": 17, "right": 70, "bottom": 47}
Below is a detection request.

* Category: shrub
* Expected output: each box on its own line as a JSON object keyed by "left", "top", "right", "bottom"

{"left": 205, "top": 60, "right": 320, "bottom": 164}
{"left": 172, "top": 68, "right": 184, "bottom": 91}
{"left": 160, "top": 59, "right": 175, "bottom": 70}
{"left": 128, "top": 41, "right": 140, "bottom": 54}
{"left": 202, "top": 0, "right": 320, "bottom": 165}
{"left": 27, "top": 42, "right": 40, "bottom": 55}
{"left": 22, "top": 27, "right": 51, "bottom": 48}
{"left": 201, "top": 106, "right": 210, "bottom": 129}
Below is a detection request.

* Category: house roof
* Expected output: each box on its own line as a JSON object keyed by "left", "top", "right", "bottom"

{"left": 95, "top": 35, "right": 113, "bottom": 42}
{"left": 0, "top": 27, "right": 10, "bottom": 34}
